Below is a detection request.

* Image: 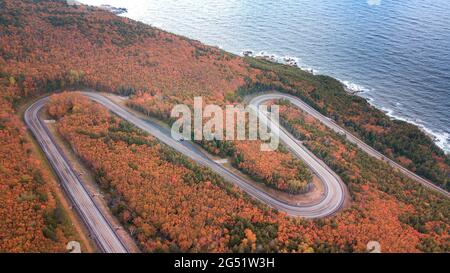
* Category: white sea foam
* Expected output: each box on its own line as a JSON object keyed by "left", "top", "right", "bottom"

{"left": 240, "top": 48, "right": 449, "bottom": 153}
{"left": 380, "top": 106, "right": 450, "bottom": 153}
{"left": 70, "top": 4, "right": 450, "bottom": 154}
{"left": 241, "top": 50, "right": 317, "bottom": 74}
{"left": 340, "top": 80, "right": 370, "bottom": 93}
{"left": 367, "top": 0, "right": 381, "bottom": 6}
{"left": 380, "top": 106, "right": 395, "bottom": 117}
{"left": 243, "top": 47, "right": 450, "bottom": 153}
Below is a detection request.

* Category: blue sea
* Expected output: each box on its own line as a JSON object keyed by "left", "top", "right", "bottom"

{"left": 79, "top": 0, "right": 450, "bottom": 153}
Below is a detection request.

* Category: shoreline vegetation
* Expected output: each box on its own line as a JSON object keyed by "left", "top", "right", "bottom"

{"left": 240, "top": 49, "right": 446, "bottom": 145}
{"left": 237, "top": 58, "right": 449, "bottom": 191}
{"left": 95, "top": 3, "right": 448, "bottom": 190}
{"left": 0, "top": 0, "right": 448, "bottom": 252}
{"left": 46, "top": 91, "right": 449, "bottom": 253}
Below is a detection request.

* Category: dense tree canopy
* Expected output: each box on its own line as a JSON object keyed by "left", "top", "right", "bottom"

{"left": 0, "top": 0, "right": 448, "bottom": 252}
{"left": 47, "top": 93, "right": 449, "bottom": 252}
{"left": 278, "top": 102, "right": 449, "bottom": 252}
{"left": 0, "top": 89, "right": 79, "bottom": 252}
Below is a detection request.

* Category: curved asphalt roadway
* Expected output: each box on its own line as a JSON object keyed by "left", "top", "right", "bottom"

{"left": 80, "top": 91, "right": 347, "bottom": 218}
{"left": 250, "top": 92, "right": 449, "bottom": 198}
{"left": 26, "top": 91, "right": 447, "bottom": 252}
{"left": 24, "top": 91, "right": 350, "bottom": 253}
{"left": 25, "top": 98, "right": 129, "bottom": 253}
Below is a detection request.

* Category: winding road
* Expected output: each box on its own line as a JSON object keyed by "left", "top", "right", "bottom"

{"left": 26, "top": 91, "right": 446, "bottom": 252}
{"left": 83, "top": 92, "right": 346, "bottom": 218}
{"left": 250, "top": 92, "right": 449, "bottom": 198}
{"left": 25, "top": 98, "right": 129, "bottom": 253}
{"left": 25, "top": 92, "right": 347, "bottom": 251}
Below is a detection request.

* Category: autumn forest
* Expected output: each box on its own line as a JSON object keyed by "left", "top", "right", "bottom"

{"left": 0, "top": 0, "right": 449, "bottom": 253}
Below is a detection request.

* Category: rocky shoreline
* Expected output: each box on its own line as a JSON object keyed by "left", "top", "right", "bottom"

{"left": 242, "top": 50, "right": 364, "bottom": 95}
{"left": 99, "top": 4, "right": 128, "bottom": 15}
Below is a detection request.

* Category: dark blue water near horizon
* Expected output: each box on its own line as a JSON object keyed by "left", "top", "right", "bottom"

{"left": 80, "top": 0, "right": 450, "bottom": 152}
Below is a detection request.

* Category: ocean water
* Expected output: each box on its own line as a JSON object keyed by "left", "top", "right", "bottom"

{"left": 78, "top": 0, "right": 450, "bottom": 153}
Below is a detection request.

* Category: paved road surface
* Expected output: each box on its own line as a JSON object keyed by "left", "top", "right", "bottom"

{"left": 25, "top": 98, "right": 129, "bottom": 253}
{"left": 25, "top": 90, "right": 349, "bottom": 258}
{"left": 26, "top": 90, "right": 447, "bottom": 252}
{"left": 82, "top": 91, "right": 347, "bottom": 218}
{"left": 250, "top": 92, "right": 449, "bottom": 198}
